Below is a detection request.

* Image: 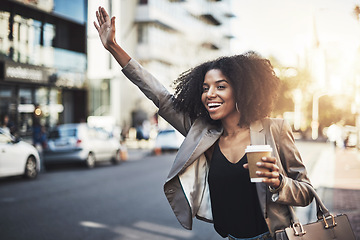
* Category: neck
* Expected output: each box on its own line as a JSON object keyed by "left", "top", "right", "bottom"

{"left": 221, "top": 117, "right": 248, "bottom": 137}
{"left": 221, "top": 111, "right": 244, "bottom": 136}
{"left": 222, "top": 126, "right": 249, "bottom": 137}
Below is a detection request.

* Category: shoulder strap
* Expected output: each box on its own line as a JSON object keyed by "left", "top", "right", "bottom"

{"left": 288, "top": 182, "right": 331, "bottom": 224}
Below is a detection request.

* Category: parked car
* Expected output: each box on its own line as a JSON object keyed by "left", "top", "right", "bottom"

{"left": 0, "top": 129, "right": 40, "bottom": 179}
{"left": 153, "top": 128, "right": 184, "bottom": 155}
{"left": 43, "top": 123, "right": 124, "bottom": 168}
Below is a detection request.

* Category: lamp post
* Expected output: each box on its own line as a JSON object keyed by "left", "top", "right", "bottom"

{"left": 293, "top": 89, "right": 302, "bottom": 131}
{"left": 311, "top": 92, "right": 327, "bottom": 140}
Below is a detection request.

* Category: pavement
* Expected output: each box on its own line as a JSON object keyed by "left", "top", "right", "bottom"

{"left": 319, "top": 147, "right": 360, "bottom": 239}
{"left": 295, "top": 144, "right": 360, "bottom": 239}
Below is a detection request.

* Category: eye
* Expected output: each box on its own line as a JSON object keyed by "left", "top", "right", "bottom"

{"left": 217, "top": 85, "right": 226, "bottom": 90}
{"left": 202, "top": 86, "right": 209, "bottom": 92}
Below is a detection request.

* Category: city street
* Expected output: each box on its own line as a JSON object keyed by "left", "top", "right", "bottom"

{"left": 0, "top": 141, "right": 359, "bottom": 239}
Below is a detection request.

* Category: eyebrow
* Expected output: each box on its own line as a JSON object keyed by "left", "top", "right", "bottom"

{"left": 203, "top": 79, "right": 228, "bottom": 85}
{"left": 216, "top": 79, "right": 228, "bottom": 84}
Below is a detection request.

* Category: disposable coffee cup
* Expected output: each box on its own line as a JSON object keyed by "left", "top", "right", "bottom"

{"left": 245, "top": 145, "right": 272, "bottom": 182}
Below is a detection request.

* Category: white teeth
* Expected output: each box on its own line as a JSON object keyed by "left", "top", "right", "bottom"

{"left": 208, "top": 103, "right": 222, "bottom": 108}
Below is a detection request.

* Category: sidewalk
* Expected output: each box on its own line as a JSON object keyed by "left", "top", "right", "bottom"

{"left": 320, "top": 148, "right": 360, "bottom": 238}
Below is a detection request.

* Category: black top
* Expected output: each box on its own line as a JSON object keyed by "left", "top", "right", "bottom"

{"left": 208, "top": 142, "right": 269, "bottom": 238}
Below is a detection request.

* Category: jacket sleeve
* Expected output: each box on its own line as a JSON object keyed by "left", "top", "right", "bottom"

{"left": 272, "top": 120, "right": 314, "bottom": 206}
{"left": 121, "top": 59, "right": 192, "bottom": 136}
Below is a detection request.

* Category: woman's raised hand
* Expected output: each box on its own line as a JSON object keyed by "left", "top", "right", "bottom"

{"left": 93, "top": 7, "right": 130, "bottom": 67}
{"left": 94, "top": 7, "right": 116, "bottom": 50}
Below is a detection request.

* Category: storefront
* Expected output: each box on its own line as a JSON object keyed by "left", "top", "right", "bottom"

{"left": 0, "top": 59, "right": 87, "bottom": 139}
{"left": 0, "top": 0, "right": 87, "bottom": 140}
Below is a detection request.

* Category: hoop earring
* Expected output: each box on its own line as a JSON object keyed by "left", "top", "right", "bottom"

{"left": 235, "top": 102, "right": 240, "bottom": 113}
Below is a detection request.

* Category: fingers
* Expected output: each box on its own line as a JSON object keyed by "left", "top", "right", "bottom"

{"left": 256, "top": 169, "right": 280, "bottom": 179}
{"left": 262, "top": 175, "right": 281, "bottom": 188}
{"left": 93, "top": 21, "right": 99, "bottom": 31}
{"left": 256, "top": 156, "right": 277, "bottom": 168}
{"left": 255, "top": 157, "right": 281, "bottom": 188}
{"left": 111, "top": 16, "right": 116, "bottom": 30}
{"left": 100, "top": 7, "right": 110, "bottom": 23}
{"left": 96, "top": 9, "right": 102, "bottom": 25}
{"left": 95, "top": 6, "right": 109, "bottom": 26}
{"left": 257, "top": 161, "right": 279, "bottom": 172}
{"left": 260, "top": 156, "right": 276, "bottom": 164}
{"left": 98, "top": 6, "right": 105, "bottom": 24}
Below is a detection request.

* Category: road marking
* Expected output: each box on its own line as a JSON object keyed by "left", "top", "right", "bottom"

{"left": 134, "top": 221, "right": 193, "bottom": 238}
{"left": 79, "top": 221, "right": 108, "bottom": 229}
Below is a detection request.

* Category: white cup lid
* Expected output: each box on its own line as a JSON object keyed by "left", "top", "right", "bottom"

{"left": 245, "top": 145, "right": 272, "bottom": 153}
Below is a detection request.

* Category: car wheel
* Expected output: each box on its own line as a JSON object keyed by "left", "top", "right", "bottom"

{"left": 24, "top": 156, "right": 38, "bottom": 179}
{"left": 85, "top": 153, "right": 96, "bottom": 168}
{"left": 111, "top": 150, "right": 121, "bottom": 165}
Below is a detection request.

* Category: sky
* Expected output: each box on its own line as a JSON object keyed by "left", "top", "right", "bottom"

{"left": 231, "top": 0, "right": 360, "bottom": 67}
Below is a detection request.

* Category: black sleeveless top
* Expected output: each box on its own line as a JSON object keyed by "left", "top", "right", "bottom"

{"left": 208, "top": 142, "right": 269, "bottom": 238}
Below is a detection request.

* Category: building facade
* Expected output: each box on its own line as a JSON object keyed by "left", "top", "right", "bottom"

{"left": 0, "top": 0, "right": 87, "bottom": 139}
{"left": 87, "top": 0, "right": 234, "bottom": 133}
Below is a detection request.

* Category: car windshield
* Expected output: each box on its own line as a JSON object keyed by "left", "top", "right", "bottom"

{"left": 48, "top": 128, "right": 77, "bottom": 139}
{"left": 158, "top": 130, "right": 175, "bottom": 135}
{"left": 0, "top": 129, "right": 15, "bottom": 142}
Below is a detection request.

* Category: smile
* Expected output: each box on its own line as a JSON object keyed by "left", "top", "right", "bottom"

{"left": 207, "top": 102, "right": 222, "bottom": 109}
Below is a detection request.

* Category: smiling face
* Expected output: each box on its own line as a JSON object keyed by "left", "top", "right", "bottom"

{"left": 201, "top": 69, "right": 239, "bottom": 121}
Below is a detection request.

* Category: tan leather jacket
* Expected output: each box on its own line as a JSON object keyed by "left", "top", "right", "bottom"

{"left": 122, "top": 59, "right": 313, "bottom": 236}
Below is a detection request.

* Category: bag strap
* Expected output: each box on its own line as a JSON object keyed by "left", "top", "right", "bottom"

{"left": 287, "top": 182, "right": 331, "bottom": 224}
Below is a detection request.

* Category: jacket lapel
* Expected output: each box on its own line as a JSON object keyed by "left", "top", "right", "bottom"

{"left": 184, "top": 128, "right": 222, "bottom": 169}
{"left": 166, "top": 120, "right": 222, "bottom": 182}
{"left": 250, "top": 120, "right": 265, "bottom": 145}
{"left": 250, "top": 120, "right": 268, "bottom": 217}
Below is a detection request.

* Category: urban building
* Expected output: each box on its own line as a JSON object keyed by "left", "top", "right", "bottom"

{"left": 87, "top": 0, "right": 234, "bottom": 135}
{"left": 0, "top": 0, "right": 87, "bottom": 139}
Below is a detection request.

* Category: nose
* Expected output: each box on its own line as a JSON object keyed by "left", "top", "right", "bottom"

{"left": 207, "top": 86, "right": 216, "bottom": 98}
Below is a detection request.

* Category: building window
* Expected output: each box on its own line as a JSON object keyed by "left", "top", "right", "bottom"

{"left": 91, "top": 79, "right": 111, "bottom": 116}
{"left": 18, "top": 88, "right": 34, "bottom": 136}
{"left": 137, "top": 24, "right": 148, "bottom": 44}
{"left": 0, "top": 12, "right": 10, "bottom": 56}
{"left": 43, "top": 23, "right": 55, "bottom": 47}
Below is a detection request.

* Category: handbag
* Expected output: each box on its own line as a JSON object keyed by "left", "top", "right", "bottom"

{"left": 274, "top": 183, "right": 356, "bottom": 240}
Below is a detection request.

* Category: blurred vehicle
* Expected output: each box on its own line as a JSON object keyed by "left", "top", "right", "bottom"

{"left": 43, "top": 123, "right": 125, "bottom": 168}
{"left": 0, "top": 129, "right": 40, "bottom": 179}
{"left": 343, "top": 125, "right": 357, "bottom": 148}
{"left": 154, "top": 128, "right": 184, "bottom": 155}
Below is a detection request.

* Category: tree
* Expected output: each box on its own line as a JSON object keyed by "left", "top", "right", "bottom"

{"left": 268, "top": 55, "right": 313, "bottom": 120}
{"left": 354, "top": 5, "right": 360, "bottom": 21}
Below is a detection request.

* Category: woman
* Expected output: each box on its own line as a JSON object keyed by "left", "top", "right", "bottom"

{"left": 94, "top": 7, "right": 313, "bottom": 240}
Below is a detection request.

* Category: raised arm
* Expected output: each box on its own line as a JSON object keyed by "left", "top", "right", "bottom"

{"left": 93, "top": 6, "right": 192, "bottom": 135}
{"left": 94, "top": 7, "right": 130, "bottom": 67}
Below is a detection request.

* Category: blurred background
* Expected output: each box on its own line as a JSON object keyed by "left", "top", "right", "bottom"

{"left": 0, "top": 0, "right": 359, "bottom": 239}
{"left": 1, "top": 0, "right": 360, "bottom": 147}
{"left": 1, "top": 0, "right": 360, "bottom": 148}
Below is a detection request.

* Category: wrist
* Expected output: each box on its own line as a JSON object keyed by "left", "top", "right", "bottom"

{"left": 106, "top": 41, "right": 131, "bottom": 67}
{"left": 106, "top": 39, "right": 118, "bottom": 51}
{"left": 269, "top": 174, "right": 284, "bottom": 193}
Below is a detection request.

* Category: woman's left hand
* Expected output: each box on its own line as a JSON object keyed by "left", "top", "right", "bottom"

{"left": 243, "top": 157, "right": 281, "bottom": 188}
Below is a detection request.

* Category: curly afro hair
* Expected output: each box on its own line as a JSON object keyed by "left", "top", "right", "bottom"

{"left": 172, "top": 51, "right": 280, "bottom": 127}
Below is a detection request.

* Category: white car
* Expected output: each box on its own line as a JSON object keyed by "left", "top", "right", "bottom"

{"left": 0, "top": 129, "right": 40, "bottom": 179}
{"left": 154, "top": 128, "right": 184, "bottom": 154}
{"left": 44, "top": 123, "right": 124, "bottom": 168}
